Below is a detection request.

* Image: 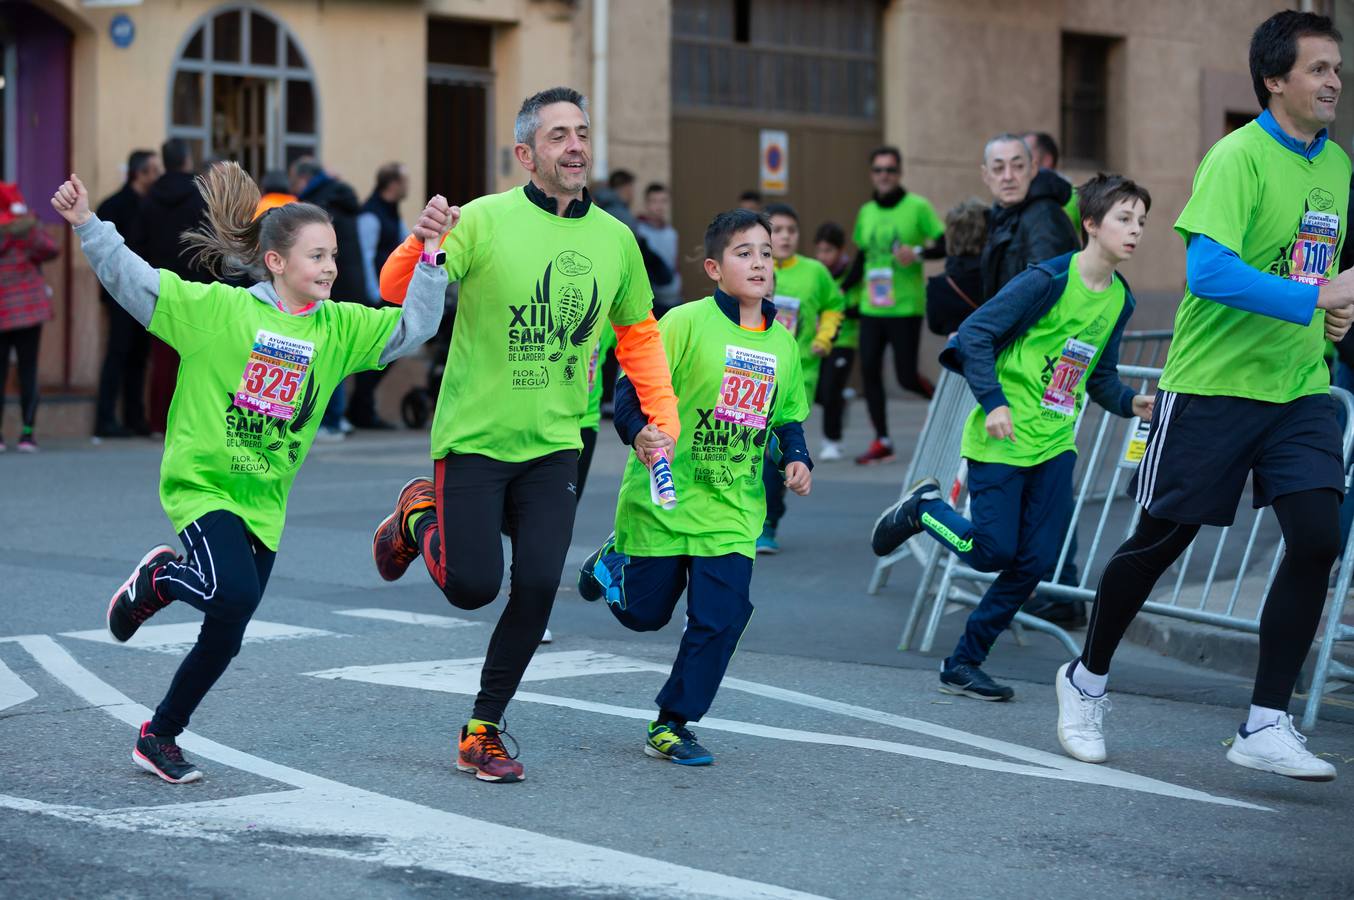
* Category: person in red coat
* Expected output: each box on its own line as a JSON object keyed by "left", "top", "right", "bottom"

{"left": 0, "top": 183, "right": 59, "bottom": 452}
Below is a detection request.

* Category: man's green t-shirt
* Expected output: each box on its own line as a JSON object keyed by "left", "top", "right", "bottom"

{"left": 961, "top": 254, "right": 1127, "bottom": 467}
{"left": 580, "top": 324, "right": 618, "bottom": 431}
{"left": 614, "top": 298, "right": 809, "bottom": 560}
{"left": 771, "top": 254, "right": 845, "bottom": 399}
{"left": 852, "top": 194, "right": 945, "bottom": 318}
{"left": 150, "top": 274, "right": 401, "bottom": 549}
{"left": 1162, "top": 120, "right": 1351, "bottom": 402}
{"left": 430, "top": 187, "right": 652, "bottom": 462}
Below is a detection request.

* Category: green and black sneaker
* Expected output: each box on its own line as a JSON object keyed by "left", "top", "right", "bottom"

{"left": 644, "top": 721, "right": 714, "bottom": 766}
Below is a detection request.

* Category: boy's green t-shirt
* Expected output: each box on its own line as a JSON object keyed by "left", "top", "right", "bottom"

{"left": 580, "top": 324, "right": 618, "bottom": 431}
{"left": 149, "top": 274, "right": 402, "bottom": 549}
{"left": 430, "top": 187, "right": 653, "bottom": 462}
{"left": 614, "top": 298, "right": 809, "bottom": 560}
{"left": 852, "top": 194, "right": 945, "bottom": 318}
{"left": 961, "top": 254, "right": 1127, "bottom": 467}
{"left": 771, "top": 254, "right": 845, "bottom": 398}
{"left": 1161, "top": 120, "right": 1351, "bottom": 402}
{"left": 832, "top": 265, "right": 861, "bottom": 350}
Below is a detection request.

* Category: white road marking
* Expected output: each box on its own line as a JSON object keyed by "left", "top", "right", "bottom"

{"left": 309, "top": 650, "right": 1267, "bottom": 812}
{"left": 60, "top": 619, "right": 337, "bottom": 654}
{"left": 6, "top": 635, "right": 823, "bottom": 900}
{"left": 0, "top": 656, "right": 36, "bottom": 712}
{"left": 333, "top": 608, "right": 482, "bottom": 629}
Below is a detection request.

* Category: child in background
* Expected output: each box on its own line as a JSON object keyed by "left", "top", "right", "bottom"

{"left": 813, "top": 221, "right": 859, "bottom": 461}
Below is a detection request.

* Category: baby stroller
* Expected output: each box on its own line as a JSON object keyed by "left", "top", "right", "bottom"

{"left": 401, "top": 281, "right": 457, "bottom": 429}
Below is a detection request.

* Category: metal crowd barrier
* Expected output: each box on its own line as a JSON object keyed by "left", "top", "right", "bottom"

{"left": 869, "top": 342, "right": 1354, "bottom": 728}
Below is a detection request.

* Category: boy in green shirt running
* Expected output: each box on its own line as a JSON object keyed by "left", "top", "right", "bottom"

{"left": 757, "top": 203, "right": 843, "bottom": 553}
{"left": 576, "top": 208, "right": 813, "bottom": 765}
{"left": 871, "top": 174, "right": 1154, "bottom": 702}
{"left": 51, "top": 163, "right": 449, "bottom": 784}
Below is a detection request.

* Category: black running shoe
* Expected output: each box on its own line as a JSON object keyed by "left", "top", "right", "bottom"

{"left": 871, "top": 478, "right": 942, "bottom": 556}
{"left": 938, "top": 660, "right": 1015, "bottom": 701}
{"left": 577, "top": 533, "right": 617, "bottom": 603}
{"left": 107, "top": 545, "right": 180, "bottom": 642}
{"left": 133, "top": 721, "right": 203, "bottom": 783}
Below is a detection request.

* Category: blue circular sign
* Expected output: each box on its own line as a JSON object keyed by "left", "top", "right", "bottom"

{"left": 110, "top": 14, "right": 135, "bottom": 49}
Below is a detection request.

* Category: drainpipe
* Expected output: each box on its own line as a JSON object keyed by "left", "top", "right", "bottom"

{"left": 592, "top": 0, "right": 608, "bottom": 179}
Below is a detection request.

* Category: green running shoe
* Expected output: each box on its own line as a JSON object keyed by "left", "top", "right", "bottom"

{"left": 644, "top": 721, "right": 714, "bottom": 766}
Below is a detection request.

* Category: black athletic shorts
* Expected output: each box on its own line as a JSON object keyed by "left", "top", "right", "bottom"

{"left": 1131, "top": 390, "right": 1345, "bottom": 527}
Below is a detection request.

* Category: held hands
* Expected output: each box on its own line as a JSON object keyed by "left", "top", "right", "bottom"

{"left": 1325, "top": 305, "right": 1354, "bottom": 342}
{"left": 1131, "top": 393, "right": 1156, "bottom": 420}
{"left": 985, "top": 405, "right": 1015, "bottom": 442}
{"left": 50, "top": 174, "right": 92, "bottom": 227}
{"left": 415, "top": 195, "right": 460, "bottom": 252}
{"left": 634, "top": 423, "right": 676, "bottom": 461}
{"left": 784, "top": 461, "right": 812, "bottom": 496}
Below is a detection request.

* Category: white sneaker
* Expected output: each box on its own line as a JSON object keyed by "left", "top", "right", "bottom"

{"left": 1226, "top": 715, "right": 1336, "bottom": 781}
{"left": 1055, "top": 661, "right": 1110, "bottom": 763}
{"left": 313, "top": 426, "right": 345, "bottom": 443}
{"left": 540, "top": 628, "right": 553, "bottom": 644}
{"left": 819, "top": 441, "right": 843, "bottom": 462}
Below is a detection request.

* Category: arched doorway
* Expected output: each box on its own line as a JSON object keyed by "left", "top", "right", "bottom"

{"left": 166, "top": 6, "right": 319, "bottom": 177}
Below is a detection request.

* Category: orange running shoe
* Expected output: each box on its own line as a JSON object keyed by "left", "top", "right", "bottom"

{"left": 457, "top": 722, "right": 524, "bottom": 783}
{"left": 372, "top": 477, "right": 435, "bottom": 581}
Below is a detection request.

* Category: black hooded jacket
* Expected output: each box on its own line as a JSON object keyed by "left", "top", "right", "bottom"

{"left": 140, "top": 171, "right": 211, "bottom": 281}
{"left": 979, "top": 169, "right": 1080, "bottom": 301}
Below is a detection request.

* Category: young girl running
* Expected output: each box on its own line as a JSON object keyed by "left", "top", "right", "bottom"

{"left": 51, "top": 165, "right": 451, "bottom": 783}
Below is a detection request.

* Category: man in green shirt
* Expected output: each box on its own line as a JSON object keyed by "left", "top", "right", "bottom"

{"left": 1056, "top": 11, "right": 1354, "bottom": 782}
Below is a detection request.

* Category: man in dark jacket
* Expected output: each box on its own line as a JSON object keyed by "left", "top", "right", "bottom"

{"left": 979, "top": 134, "right": 1081, "bottom": 301}
{"left": 93, "top": 148, "right": 161, "bottom": 438}
{"left": 350, "top": 162, "right": 411, "bottom": 429}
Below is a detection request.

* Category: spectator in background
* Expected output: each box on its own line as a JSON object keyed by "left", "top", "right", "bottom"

{"left": 350, "top": 161, "right": 411, "bottom": 430}
{"left": 812, "top": 221, "right": 859, "bottom": 461}
{"left": 738, "top": 189, "right": 763, "bottom": 211}
{"left": 141, "top": 137, "right": 211, "bottom": 434}
{"left": 925, "top": 198, "right": 989, "bottom": 336}
{"left": 635, "top": 182, "right": 682, "bottom": 315}
{"left": 979, "top": 134, "right": 1080, "bottom": 301}
{"left": 594, "top": 169, "right": 675, "bottom": 307}
{"left": 254, "top": 170, "right": 296, "bottom": 219}
{"left": 1022, "top": 131, "right": 1080, "bottom": 228}
{"left": 93, "top": 148, "right": 161, "bottom": 439}
{"left": 290, "top": 156, "right": 367, "bottom": 436}
{"left": 0, "top": 183, "right": 59, "bottom": 452}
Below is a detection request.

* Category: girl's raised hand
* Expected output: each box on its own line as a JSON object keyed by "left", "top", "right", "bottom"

{"left": 51, "top": 174, "right": 92, "bottom": 227}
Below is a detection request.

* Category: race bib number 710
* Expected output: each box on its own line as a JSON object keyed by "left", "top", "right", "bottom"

{"left": 715, "top": 345, "right": 777, "bottom": 430}
{"left": 234, "top": 329, "right": 315, "bottom": 420}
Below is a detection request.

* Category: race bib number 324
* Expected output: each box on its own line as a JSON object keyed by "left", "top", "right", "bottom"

{"left": 715, "top": 345, "right": 777, "bottom": 430}
{"left": 235, "top": 329, "right": 315, "bottom": 420}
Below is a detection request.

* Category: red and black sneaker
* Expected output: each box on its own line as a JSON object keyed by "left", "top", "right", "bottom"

{"left": 854, "top": 438, "right": 896, "bottom": 466}
{"left": 457, "top": 722, "right": 525, "bottom": 783}
{"left": 107, "top": 545, "right": 180, "bottom": 643}
{"left": 372, "top": 477, "right": 436, "bottom": 582}
{"left": 133, "top": 721, "right": 202, "bottom": 783}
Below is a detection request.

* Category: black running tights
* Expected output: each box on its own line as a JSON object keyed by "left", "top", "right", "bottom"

{"left": 859, "top": 315, "right": 930, "bottom": 439}
{"left": 1081, "top": 490, "right": 1341, "bottom": 710}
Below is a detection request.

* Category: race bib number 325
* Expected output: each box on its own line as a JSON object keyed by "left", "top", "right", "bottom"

{"left": 715, "top": 345, "right": 777, "bottom": 430}
{"left": 235, "top": 330, "right": 315, "bottom": 420}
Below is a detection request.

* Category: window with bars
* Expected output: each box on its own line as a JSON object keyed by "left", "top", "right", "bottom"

{"left": 672, "top": 0, "right": 881, "bottom": 121}
{"left": 1060, "top": 32, "right": 1119, "bottom": 169}
{"left": 168, "top": 6, "right": 318, "bottom": 177}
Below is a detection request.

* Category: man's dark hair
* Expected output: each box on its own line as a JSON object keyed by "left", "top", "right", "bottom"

{"left": 869, "top": 145, "right": 902, "bottom": 167}
{"left": 1077, "top": 173, "right": 1152, "bottom": 242}
{"left": 738, "top": 189, "right": 763, "bottom": 204}
{"left": 515, "top": 86, "right": 588, "bottom": 146}
{"left": 290, "top": 157, "right": 323, "bottom": 182}
{"left": 374, "top": 162, "right": 406, "bottom": 193}
{"left": 814, "top": 221, "right": 846, "bottom": 248}
{"left": 259, "top": 169, "right": 291, "bottom": 194}
{"left": 645, "top": 182, "right": 667, "bottom": 196}
{"left": 607, "top": 169, "right": 635, "bottom": 190}
{"left": 1025, "top": 131, "right": 1060, "bottom": 168}
{"left": 763, "top": 202, "right": 798, "bottom": 222}
{"left": 705, "top": 208, "right": 772, "bottom": 260}
{"left": 161, "top": 138, "right": 191, "bottom": 173}
{"left": 126, "top": 149, "right": 157, "bottom": 182}
{"left": 1250, "top": 10, "right": 1342, "bottom": 110}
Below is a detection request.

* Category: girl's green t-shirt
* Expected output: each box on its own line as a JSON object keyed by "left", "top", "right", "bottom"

{"left": 1161, "top": 120, "right": 1351, "bottom": 402}
{"left": 771, "top": 254, "right": 845, "bottom": 398}
{"left": 961, "top": 254, "right": 1127, "bottom": 467}
{"left": 614, "top": 298, "right": 809, "bottom": 560}
{"left": 430, "top": 188, "right": 653, "bottom": 462}
{"left": 150, "top": 273, "right": 402, "bottom": 549}
{"left": 852, "top": 194, "right": 945, "bottom": 318}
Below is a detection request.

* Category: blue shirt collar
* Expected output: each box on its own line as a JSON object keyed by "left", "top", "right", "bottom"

{"left": 1256, "top": 108, "right": 1328, "bottom": 161}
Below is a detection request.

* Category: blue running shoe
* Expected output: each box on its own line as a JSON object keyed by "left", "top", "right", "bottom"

{"left": 755, "top": 526, "right": 779, "bottom": 555}
{"left": 939, "top": 660, "right": 1014, "bottom": 702}
{"left": 871, "top": 477, "right": 942, "bottom": 557}
{"left": 645, "top": 722, "right": 714, "bottom": 766}
{"left": 577, "top": 533, "right": 619, "bottom": 604}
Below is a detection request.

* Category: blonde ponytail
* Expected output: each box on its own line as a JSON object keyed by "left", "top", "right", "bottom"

{"left": 182, "top": 161, "right": 265, "bottom": 280}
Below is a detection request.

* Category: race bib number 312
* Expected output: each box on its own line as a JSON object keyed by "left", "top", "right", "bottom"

{"left": 1040, "top": 337, "right": 1097, "bottom": 417}
{"left": 234, "top": 329, "right": 315, "bottom": 420}
{"left": 715, "top": 345, "right": 777, "bottom": 430}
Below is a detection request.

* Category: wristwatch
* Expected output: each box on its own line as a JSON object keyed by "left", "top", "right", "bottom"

{"left": 420, "top": 248, "right": 446, "bottom": 266}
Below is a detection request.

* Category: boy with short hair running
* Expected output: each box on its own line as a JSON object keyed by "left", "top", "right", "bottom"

{"left": 577, "top": 208, "right": 813, "bottom": 765}
{"left": 813, "top": 221, "right": 860, "bottom": 462}
{"left": 1055, "top": 12, "right": 1354, "bottom": 781}
{"left": 757, "top": 203, "right": 842, "bottom": 553}
{"left": 871, "top": 174, "right": 1154, "bottom": 701}
{"left": 371, "top": 87, "right": 678, "bottom": 784}
{"left": 51, "top": 164, "right": 449, "bottom": 783}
